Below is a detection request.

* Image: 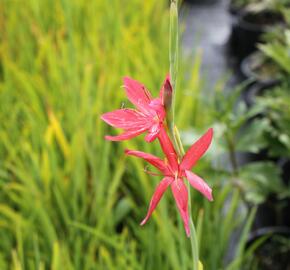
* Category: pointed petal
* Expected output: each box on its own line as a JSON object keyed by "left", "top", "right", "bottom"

{"left": 185, "top": 170, "right": 213, "bottom": 201}
{"left": 171, "top": 179, "right": 190, "bottom": 237}
{"left": 123, "top": 77, "right": 152, "bottom": 113}
{"left": 157, "top": 127, "right": 179, "bottom": 172}
{"left": 125, "top": 149, "right": 169, "bottom": 174}
{"left": 140, "top": 177, "right": 173, "bottom": 226}
{"left": 180, "top": 128, "right": 213, "bottom": 171}
{"left": 101, "top": 109, "right": 150, "bottom": 130}
{"left": 105, "top": 128, "right": 147, "bottom": 141}
{"left": 145, "top": 131, "right": 158, "bottom": 142}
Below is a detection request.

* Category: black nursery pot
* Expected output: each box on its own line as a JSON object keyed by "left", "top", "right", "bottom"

{"left": 236, "top": 149, "right": 276, "bottom": 167}
{"left": 243, "top": 80, "right": 279, "bottom": 108}
{"left": 228, "top": 0, "right": 246, "bottom": 16}
{"left": 240, "top": 52, "right": 280, "bottom": 85}
{"left": 246, "top": 227, "right": 290, "bottom": 270}
{"left": 183, "top": 0, "right": 219, "bottom": 5}
{"left": 228, "top": 10, "right": 284, "bottom": 60}
{"left": 278, "top": 158, "right": 290, "bottom": 185}
{"left": 228, "top": 4, "right": 241, "bottom": 16}
{"left": 253, "top": 195, "right": 290, "bottom": 229}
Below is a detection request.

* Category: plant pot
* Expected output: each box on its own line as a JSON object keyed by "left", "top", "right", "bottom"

{"left": 228, "top": 0, "right": 245, "bottom": 16}
{"left": 240, "top": 51, "right": 280, "bottom": 85}
{"left": 277, "top": 158, "right": 290, "bottom": 185}
{"left": 236, "top": 149, "right": 275, "bottom": 167}
{"left": 253, "top": 196, "right": 290, "bottom": 229}
{"left": 229, "top": 10, "right": 284, "bottom": 60}
{"left": 246, "top": 226, "right": 290, "bottom": 270}
{"left": 228, "top": 5, "right": 241, "bottom": 16}
{"left": 183, "top": 0, "right": 219, "bottom": 5}
{"left": 243, "top": 80, "right": 279, "bottom": 107}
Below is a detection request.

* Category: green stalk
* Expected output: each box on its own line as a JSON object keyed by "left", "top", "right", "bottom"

{"left": 169, "top": 0, "right": 179, "bottom": 131}
{"left": 169, "top": 2, "right": 199, "bottom": 269}
{"left": 174, "top": 127, "right": 199, "bottom": 270}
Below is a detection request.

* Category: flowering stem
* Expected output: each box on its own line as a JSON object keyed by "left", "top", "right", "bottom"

{"left": 169, "top": 2, "right": 199, "bottom": 269}
{"left": 174, "top": 127, "right": 199, "bottom": 270}
{"left": 169, "top": 0, "right": 178, "bottom": 132}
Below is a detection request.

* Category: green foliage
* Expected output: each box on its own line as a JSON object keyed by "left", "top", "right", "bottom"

{"left": 259, "top": 30, "right": 290, "bottom": 75}
{"left": 0, "top": 0, "right": 266, "bottom": 269}
{"left": 0, "top": 0, "right": 189, "bottom": 269}
{"left": 256, "top": 22, "right": 290, "bottom": 159}
{"left": 239, "top": 162, "right": 282, "bottom": 204}
{"left": 236, "top": 118, "right": 269, "bottom": 153}
{"left": 255, "top": 83, "right": 290, "bottom": 158}
{"left": 208, "top": 83, "right": 285, "bottom": 205}
{"left": 230, "top": 0, "right": 290, "bottom": 12}
{"left": 230, "top": 0, "right": 262, "bottom": 11}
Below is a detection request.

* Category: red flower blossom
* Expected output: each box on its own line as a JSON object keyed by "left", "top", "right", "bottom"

{"left": 125, "top": 127, "right": 213, "bottom": 236}
{"left": 101, "top": 75, "right": 172, "bottom": 142}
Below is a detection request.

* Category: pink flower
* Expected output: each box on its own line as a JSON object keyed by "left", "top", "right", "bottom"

{"left": 125, "top": 127, "right": 213, "bottom": 236}
{"left": 101, "top": 75, "right": 172, "bottom": 142}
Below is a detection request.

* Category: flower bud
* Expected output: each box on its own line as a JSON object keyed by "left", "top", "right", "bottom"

{"left": 161, "top": 74, "right": 173, "bottom": 112}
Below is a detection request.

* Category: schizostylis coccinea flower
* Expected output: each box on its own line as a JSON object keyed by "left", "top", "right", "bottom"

{"left": 125, "top": 127, "right": 213, "bottom": 236}
{"left": 101, "top": 75, "right": 172, "bottom": 142}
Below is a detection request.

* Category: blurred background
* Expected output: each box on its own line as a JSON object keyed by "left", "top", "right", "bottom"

{"left": 0, "top": 0, "right": 290, "bottom": 269}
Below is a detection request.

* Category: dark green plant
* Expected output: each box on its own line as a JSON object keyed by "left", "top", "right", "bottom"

{"left": 1, "top": 0, "right": 284, "bottom": 269}
{"left": 230, "top": 0, "right": 290, "bottom": 12}
{"left": 259, "top": 29, "right": 290, "bottom": 75}
{"left": 255, "top": 83, "right": 290, "bottom": 159}
{"left": 208, "top": 82, "right": 284, "bottom": 205}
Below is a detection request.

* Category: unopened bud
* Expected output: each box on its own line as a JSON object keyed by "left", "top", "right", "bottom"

{"left": 161, "top": 74, "right": 173, "bottom": 111}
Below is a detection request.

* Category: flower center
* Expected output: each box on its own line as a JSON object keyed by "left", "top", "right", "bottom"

{"left": 174, "top": 171, "right": 178, "bottom": 181}
{"left": 153, "top": 115, "right": 159, "bottom": 122}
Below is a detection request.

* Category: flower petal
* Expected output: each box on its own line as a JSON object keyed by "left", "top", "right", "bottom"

{"left": 148, "top": 98, "right": 165, "bottom": 120}
{"left": 123, "top": 77, "right": 152, "bottom": 113}
{"left": 105, "top": 128, "right": 147, "bottom": 141}
{"left": 180, "top": 128, "right": 213, "bottom": 171}
{"left": 185, "top": 170, "right": 213, "bottom": 201}
{"left": 157, "top": 127, "right": 179, "bottom": 172}
{"left": 140, "top": 177, "right": 173, "bottom": 226}
{"left": 171, "top": 179, "right": 190, "bottom": 237}
{"left": 101, "top": 109, "right": 150, "bottom": 130}
{"left": 145, "top": 123, "right": 160, "bottom": 142}
{"left": 125, "top": 149, "right": 169, "bottom": 174}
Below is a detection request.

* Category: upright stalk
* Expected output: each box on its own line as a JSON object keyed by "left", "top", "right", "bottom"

{"left": 174, "top": 127, "right": 199, "bottom": 270}
{"left": 169, "top": 0, "right": 179, "bottom": 132}
{"left": 169, "top": 2, "right": 199, "bottom": 269}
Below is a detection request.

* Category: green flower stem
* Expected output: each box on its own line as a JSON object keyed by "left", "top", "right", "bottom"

{"left": 168, "top": 0, "right": 181, "bottom": 158}
{"left": 174, "top": 127, "right": 199, "bottom": 270}
{"left": 169, "top": 0, "right": 179, "bottom": 132}
{"left": 169, "top": 2, "right": 199, "bottom": 269}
